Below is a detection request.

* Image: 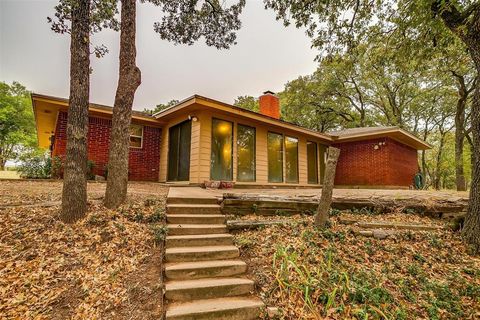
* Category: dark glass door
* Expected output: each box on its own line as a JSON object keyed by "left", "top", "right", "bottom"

{"left": 168, "top": 120, "right": 191, "bottom": 181}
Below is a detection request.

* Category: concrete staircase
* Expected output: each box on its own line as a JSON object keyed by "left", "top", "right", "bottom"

{"left": 165, "top": 191, "right": 264, "bottom": 319}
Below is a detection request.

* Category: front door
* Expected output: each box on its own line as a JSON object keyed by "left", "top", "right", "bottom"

{"left": 168, "top": 120, "right": 191, "bottom": 181}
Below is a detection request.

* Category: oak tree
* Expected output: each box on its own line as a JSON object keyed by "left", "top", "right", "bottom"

{"left": 265, "top": 0, "right": 480, "bottom": 252}
{"left": 49, "top": 0, "right": 118, "bottom": 222}
{"left": 104, "top": 0, "right": 247, "bottom": 208}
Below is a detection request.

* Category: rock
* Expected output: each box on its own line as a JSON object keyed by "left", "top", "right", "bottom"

{"left": 372, "top": 229, "right": 392, "bottom": 239}
{"left": 267, "top": 307, "right": 281, "bottom": 318}
{"left": 95, "top": 175, "right": 105, "bottom": 182}
{"left": 354, "top": 229, "right": 397, "bottom": 239}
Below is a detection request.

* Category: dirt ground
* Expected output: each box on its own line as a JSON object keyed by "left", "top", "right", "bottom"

{"left": 0, "top": 180, "right": 168, "bottom": 320}
{"left": 1, "top": 181, "right": 477, "bottom": 319}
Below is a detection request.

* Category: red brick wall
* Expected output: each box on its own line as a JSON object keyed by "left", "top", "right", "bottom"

{"left": 387, "top": 139, "right": 419, "bottom": 186}
{"left": 333, "top": 138, "right": 418, "bottom": 187}
{"left": 52, "top": 111, "right": 161, "bottom": 181}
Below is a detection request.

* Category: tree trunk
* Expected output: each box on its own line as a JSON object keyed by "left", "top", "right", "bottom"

{"left": 463, "top": 56, "right": 480, "bottom": 253}
{"left": 104, "top": 0, "right": 141, "bottom": 209}
{"left": 434, "top": 131, "right": 447, "bottom": 190}
{"left": 462, "top": 14, "right": 480, "bottom": 254}
{"left": 60, "top": 0, "right": 90, "bottom": 223}
{"left": 0, "top": 160, "right": 5, "bottom": 171}
{"left": 314, "top": 147, "right": 340, "bottom": 227}
{"left": 454, "top": 73, "right": 468, "bottom": 191}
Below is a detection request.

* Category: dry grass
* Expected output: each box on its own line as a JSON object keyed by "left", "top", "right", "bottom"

{"left": 0, "top": 170, "right": 20, "bottom": 179}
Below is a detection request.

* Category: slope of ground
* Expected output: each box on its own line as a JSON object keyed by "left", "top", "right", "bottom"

{"left": 0, "top": 181, "right": 168, "bottom": 319}
{"left": 234, "top": 213, "right": 480, "bottom": 320}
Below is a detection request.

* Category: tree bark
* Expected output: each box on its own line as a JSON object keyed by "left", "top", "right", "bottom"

{"left": 434, "top": 130, "right": 448, "bottom": 190}
{"left": 453, "top": 72, "right": 468, "bottom": 191}
{"left": 463, "top": 50, "right": 480, "bottom": 253}
{"left": 60, "top": 0, "right": 90, "bottom": 223}
{"left": 314, "top": 147, "right": 340, "bottom": 227}
{"left": 433, "top": 1, "right": 480, "bottom": 253}
{"left": 104, "top": 0, "right": 141, "bottom": 209}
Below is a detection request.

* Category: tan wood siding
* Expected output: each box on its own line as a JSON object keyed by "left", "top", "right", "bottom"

{"left": 161, "top": 108, "right": 329, "bottom": 186}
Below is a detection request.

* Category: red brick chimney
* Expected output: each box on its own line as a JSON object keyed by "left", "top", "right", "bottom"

{"left": 259, "top": 90, "right": 280, "bottom": 119}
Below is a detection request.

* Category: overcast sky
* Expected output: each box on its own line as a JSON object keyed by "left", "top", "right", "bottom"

{"left": 0, "top": 0, "right": 318, "bottom": 110}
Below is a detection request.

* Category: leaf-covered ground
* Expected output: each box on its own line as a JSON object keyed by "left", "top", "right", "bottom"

{"left": 234, "top": 212, "right": 480, "bottom": 320}
{"left": 0, "top": 181, "right": 168, "bottom": 319}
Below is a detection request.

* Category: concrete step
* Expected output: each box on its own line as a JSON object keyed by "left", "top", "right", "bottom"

{"left": 168, "top": 224, "right": 227, "bottom": 235}
{"left": 165, "top": 260, "right": 247, "bottom": 280}
{"left": 166, "top": 297, "right": 264, "bottom": 320}
{"left": 167, "top": 214, "right": 225, "bottom": 225}
{"left": 166, "top": 234, "right": 233, "bottom": 248}
{"left": 167, "top": 204, "right": 222, "bottom": 215}
{"left": 166, "top": 246, "right": 239, "bottom": 262}
{"left": 165, "top": 277, "right": 255, "bottom": 301}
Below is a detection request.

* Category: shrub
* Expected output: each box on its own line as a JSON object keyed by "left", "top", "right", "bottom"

{"left": 17, "top": 151, "right": 51, "bottom": 179}
{"left": 87, "top": 160, "right": 95, "bottom": 180}
{"left": 51, "top": 156, "right": 63, "bottom": 179}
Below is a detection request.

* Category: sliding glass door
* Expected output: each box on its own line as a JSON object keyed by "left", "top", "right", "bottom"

{"left": 211, "top": 119, "right": 233, "bottom": 180}
{"left": 237, "top": 124, "right": 256, "bottom": 182}
{"left": 168, "top": 120, "right": 191, "bottom": 181}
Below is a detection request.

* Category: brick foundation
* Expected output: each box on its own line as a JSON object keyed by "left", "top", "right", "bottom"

{"left": 333, "top": 138, "right": 418, "bottom": 187}
{"left": 52, "top": 111, "right": 161, "bottom": 181}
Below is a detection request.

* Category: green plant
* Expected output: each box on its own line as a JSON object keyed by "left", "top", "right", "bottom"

{"left": 428, "top": 234, "right": 443, "bottom": 248}
{"left": 86, "top": 160, "right": 95, "bottom": 180}
{"left": 51, "top": 156, "right": 63, "bottom": 179}
{"left": 329, "top": 208, "right": 341, "bottom": 216}
{"left": 151, "top": 225, "right": 168, "bottom": 245}
{"left": 234, "top": 235, "right": 256, "bottom": 249}
{"left": 17, "top": 151, "right": 52, "bottom": 179}
{"left": 146, "top": 207, "right": 165, "bottom": 223}
{"left": 144, "top": 197, "right": 159, "bottom": 207}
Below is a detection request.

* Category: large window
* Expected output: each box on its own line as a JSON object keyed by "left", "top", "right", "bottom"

{"left": 237, "top": 124, "right": 256, "bottom": 182}
{"left": 267, "top": 132, "right": 283, "bottom": 183}
{"left": 211, "top": 119, "right": 233, "bottom": 180}
{"left": 307, "top": 141, "right": 318, "bottom": 184}
{"left": 285, "top": 136, "right": 299, "bottom": 183}
{"left": 129, "top": 124, "right": 143, "bottom": 148}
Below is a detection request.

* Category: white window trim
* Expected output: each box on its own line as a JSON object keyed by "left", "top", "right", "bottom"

{"left": 130, "top": 125, "right": 144, "bottom": 149}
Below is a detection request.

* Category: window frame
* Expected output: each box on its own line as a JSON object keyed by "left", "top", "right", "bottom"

{"left": 236, "top": 123, "right": 256, "bottom": 182}
{"left": 284, "top": 135, "right": 299, "bottom": 184}
{"left": 129, "top": 124, "right": 144, "bottom": 149}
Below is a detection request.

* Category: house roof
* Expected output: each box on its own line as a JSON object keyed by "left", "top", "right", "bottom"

{"left": 329, "top": 126, "right": 431, "bottom": 150}
{"left": 31, "top": 93, "right": 160, "bottom": 149}
{"left": 329, "top": 126, "right": 399, "bottom": 137}
{"left": 31, "top": 93, "right": 431, "bottom": 150}
{"left": 153, "top": 94, "right": 333, "bottom": 142}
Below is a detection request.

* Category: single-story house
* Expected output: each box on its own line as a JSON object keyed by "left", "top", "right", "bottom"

{"left": 31, "top": 91, "right": 430, "bottom": 188}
